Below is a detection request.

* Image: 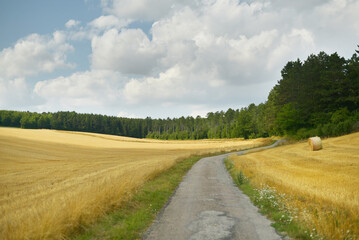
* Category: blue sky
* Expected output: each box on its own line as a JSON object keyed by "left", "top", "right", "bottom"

{"left": 1, "top": 0, "right": 359, "bottom": 118}
{"left": 0, "top": 1, "right": 100, "bottom": 47}
{"left": 0, "top": 1, "right": 101, "bottom": 83}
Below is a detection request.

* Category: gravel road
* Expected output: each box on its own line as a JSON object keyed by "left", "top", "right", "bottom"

{"left": 143, "top": 141, "right": 287, "bottom": 240}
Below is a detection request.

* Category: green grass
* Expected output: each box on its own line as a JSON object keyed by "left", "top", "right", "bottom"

{"left": 69, "top": 142, "right": 277, "bottom": 240}
{"left": 70, "top": 155, "right": 202, "bottom": 240}
{"left": 224, "top": 158, "right": 318, "bottom": 240}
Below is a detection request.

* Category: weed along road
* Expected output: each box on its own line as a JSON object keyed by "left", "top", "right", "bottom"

{"left": 143, "top": 141, "right": 286, "bottom": 240}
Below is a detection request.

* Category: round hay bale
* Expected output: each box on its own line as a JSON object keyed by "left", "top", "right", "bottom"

{"left": 308, "top": 136, "right": 322, "bottom": 151}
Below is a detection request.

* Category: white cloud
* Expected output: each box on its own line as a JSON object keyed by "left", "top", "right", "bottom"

{"left": 34, "top": 70, "right": 125, "bottom": 111}
{"left": 93, "top": 0, "right": 323, "bottom": 109}
{"left": 0, "top": 31, "right": 74, "bottom": 78}
{"left": 91, "top": 28, "right": 163, "bottom": 75}
{"left": 314, "top": 0, "right": 359, "bottom": 37}
{"left": 66, "top": 15, "right": 129, "bottom": 41}
{"left": 65, "top": 19, "right": 81, "bottom": 28}
{"left": 101, "top": 0, "right": 195, "bottom": 21}
{"left": 268, "top": 0, "right": 328, "bottom": 11}
{"left": 122, "top": 65, "right": 189, "bottom": 104}
{"left": 151, "top": 7, "right": 202, "bottom": 43}
{"left": 267, "top": 28, "right": 315, "bottom": 70}
{"left": 89, "top": 15, "right": 128, "bottom": 31}
{"left": 3, "top": 0, "right": 358, "bottom": 118}
{"left": 316, "top": 0, "right": 347, "bottom": 15}
{"left": 117, "top": 111, "right": 139, "bottom": 118}
{"left": 0, "top": 77, "right": 35, "bottom": 109}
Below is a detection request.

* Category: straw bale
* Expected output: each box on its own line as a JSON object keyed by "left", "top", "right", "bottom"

{"left": 308, "top": 136, "right": 322, "bottom": 151}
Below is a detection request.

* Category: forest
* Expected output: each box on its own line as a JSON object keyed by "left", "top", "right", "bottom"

{"left": 1, "top": 50, "right": 359, "bottom": 140}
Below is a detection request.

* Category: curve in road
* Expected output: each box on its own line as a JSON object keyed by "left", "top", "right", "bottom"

{"left": 143, "top": 140, "right": 287, "bottom": 240}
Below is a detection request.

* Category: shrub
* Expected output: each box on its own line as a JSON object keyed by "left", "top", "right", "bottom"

{"left": 236, "top": 170, "right": 246, "bottom": 185}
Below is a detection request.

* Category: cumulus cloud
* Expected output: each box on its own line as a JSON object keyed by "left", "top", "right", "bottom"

{"left": 268, "top": 0, "right": 328, "bottom": 11}
{"left": 0, "top": 77, "right": 36, "bottom": 109}
{"left": 65, "top": 19, "right": 81, "bottom": 28}
{"left": 0, "top": 31, "right": 74, "bottom": 78}
{"left": 3, "top": 0, "right": 358, "bottom": 118}
{"left": 95, "top": 0, "right": 317, "bottom": 107}
{"left": 91, "top": 28, "right": 163, "bottom": 74}
{"left": 66, "top": 15, "right": 129, "bottom": 41}
{"left": 122, "top": 66, "right": 190, "bottom": 104}
{"left": 314, "top": 0, "right": 359, "bottom": 39}
{"left": 34, "top": 70, "right": 125, "bottom": 111}
{"left": 101, "top": 0, "right": 195, "bottom": 21}
{"left": 267, "top": 28, "right": 315, "bottom": 70}
{"left": 89, "top": 15, "right": 128, "bottom": 31}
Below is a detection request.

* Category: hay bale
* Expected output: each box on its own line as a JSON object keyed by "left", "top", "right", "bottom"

{"left": 308, "top": 136, "right": 322, "bottom": 151}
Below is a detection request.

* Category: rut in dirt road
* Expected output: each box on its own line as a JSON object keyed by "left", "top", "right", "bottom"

{"left": 143, "top": 141, "right": 286, "bottom": 240}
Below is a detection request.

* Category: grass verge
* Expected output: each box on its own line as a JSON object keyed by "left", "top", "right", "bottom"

{"left": 70, "top": 155, "right": 203, "bottom": 240}
{"left": 69, "top": 141, "right": 276, "bottom": 240}
{"left": 224, "top": 158, "right": 317, "bottom": 240}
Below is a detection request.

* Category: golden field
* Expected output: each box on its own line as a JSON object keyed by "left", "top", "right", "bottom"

{"left": 229, "top": 132, "right": 359, "bottom": 239}
{"left": 0, "top": 127, "right": 271, "bottom": 240}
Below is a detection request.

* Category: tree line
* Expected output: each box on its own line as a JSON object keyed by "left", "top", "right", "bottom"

{"left": 1, "top": 50, "right": 358, "bottom": 139}
{"left": 0, "top": 111, "right": 152, "bottom": 138}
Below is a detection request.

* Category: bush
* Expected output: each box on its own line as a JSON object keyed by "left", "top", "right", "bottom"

{"left": 236, "top": 170, "right": 246, "bottom": 185}
{"left": 293, "top": 112, "right": 359, "bottom": 139}
{"left": 331, "top": 108, "right": 350, "bottom": 124}
{"left": 249, "top": 133, "right": 257, "bottom": 139}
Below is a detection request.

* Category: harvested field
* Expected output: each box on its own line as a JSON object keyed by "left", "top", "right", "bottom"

{"left": 0, "top": 127, "right": 271, "bottom": 239}
{"left": 229, "top": 132, "right": 359, "bottom": 240}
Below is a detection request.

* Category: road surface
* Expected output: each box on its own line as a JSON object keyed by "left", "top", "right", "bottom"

{"left": 143, "top": 140, "right": 287, "bottom": 240}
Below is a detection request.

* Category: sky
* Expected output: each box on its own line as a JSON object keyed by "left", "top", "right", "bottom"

{"left": 1, "top": 0, "right": 359, "bottom": 119}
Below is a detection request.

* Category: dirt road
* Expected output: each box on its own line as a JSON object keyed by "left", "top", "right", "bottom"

{"left": 143, "top": 141, "right": 286, "bottom": 240}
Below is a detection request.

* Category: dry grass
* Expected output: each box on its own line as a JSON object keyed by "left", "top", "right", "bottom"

{"left": 0, "top": 127, "right": 271, "bottom": 240}
{"left": 229, "top": 132, "right": 359, "bottom": 239}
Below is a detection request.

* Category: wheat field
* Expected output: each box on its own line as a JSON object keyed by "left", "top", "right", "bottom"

{"left": 229, "top": 132, "right": 359, "bottom": 239}
{"left": 0, "top": 127, "right": 271, "bottom": 239}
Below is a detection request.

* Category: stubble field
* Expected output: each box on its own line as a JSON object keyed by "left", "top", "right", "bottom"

{"left": 229, "top": 132, "right": 359, "bottom": 239}
{"left": 0, "top": 127, "right": 271, "bottom": 239}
